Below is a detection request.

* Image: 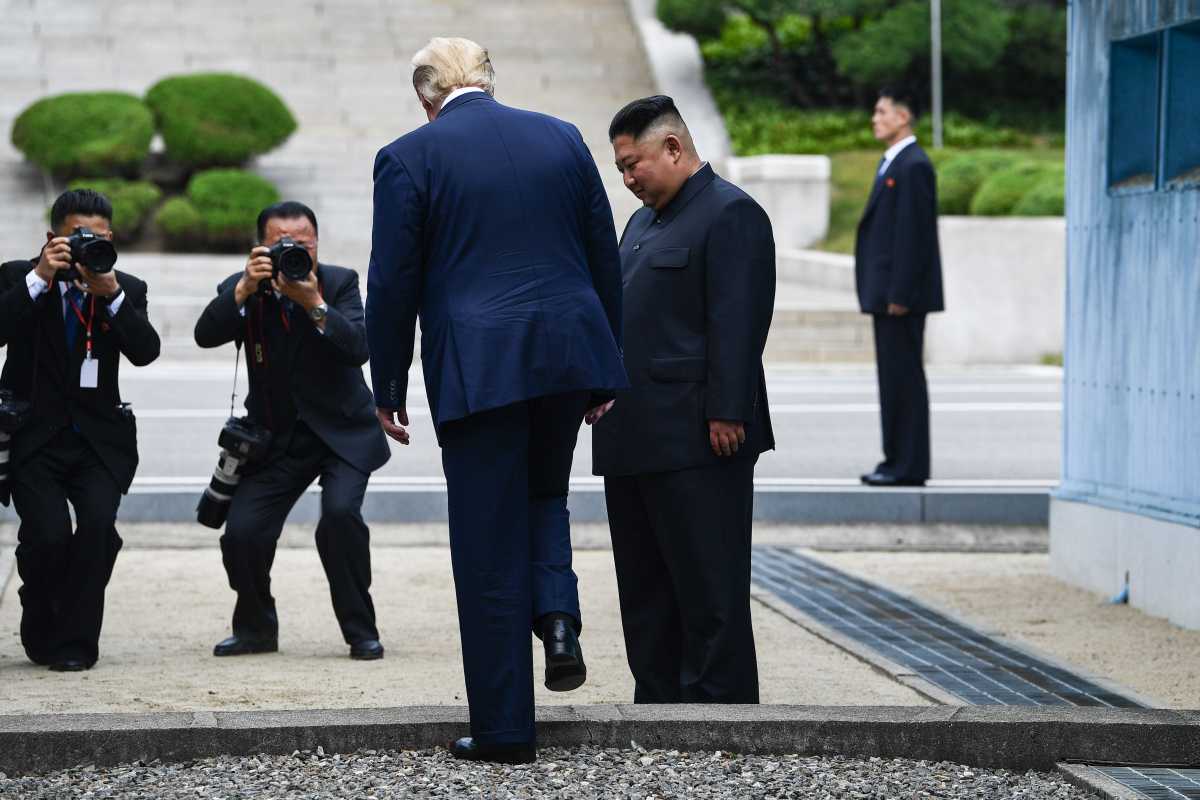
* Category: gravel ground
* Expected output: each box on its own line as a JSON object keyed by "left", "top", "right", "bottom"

{"left": 0, "top": 747, "right": 1090, "bottom": 799}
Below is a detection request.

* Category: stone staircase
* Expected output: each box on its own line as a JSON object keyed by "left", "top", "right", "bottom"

{"left": 0, "top": 1, "right": 872, "bottom": 365}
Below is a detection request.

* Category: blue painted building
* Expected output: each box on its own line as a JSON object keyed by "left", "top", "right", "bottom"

{"left": 1052, "top": 0, "right": 1200, "bottom": 628}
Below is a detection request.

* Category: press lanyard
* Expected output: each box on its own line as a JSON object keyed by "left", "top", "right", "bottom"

{"left": 67, "top": 291, "right": 97, "bottom": 360}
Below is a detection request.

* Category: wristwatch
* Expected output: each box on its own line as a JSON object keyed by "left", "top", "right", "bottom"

{"left": 308, "top": 302, "right": 328, "bottom": 323}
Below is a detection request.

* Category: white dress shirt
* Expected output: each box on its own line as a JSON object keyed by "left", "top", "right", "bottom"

{"left": 443, "top": 86, "right": 486, "bottom": 107}
{"left": 878, "top": 135, "right": 918, "bottom": 176}
{"left": 26, "top": 270, "right": 125, "bottom": 316}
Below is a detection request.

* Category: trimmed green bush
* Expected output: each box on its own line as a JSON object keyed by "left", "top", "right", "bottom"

{"left": 937, "top": 151, "right": 1021, "bottom": 215}
{"left": 1012, "top": 173, "right": 1066, "bottom": 216}
{"left": 157, "top": 169, "right": 279, "bottom": 251}
{"left": 64, "top": 178, "right": 162, "bottom": 242}
{"left": 970, "top": 161, "right": 1056, "bottom": 216}
{"left": 11, "top": 92, "right": 154, "bottom": 177}
{"left": 145, "top": 73, "right": 297, "bottom": 168}
{"left": 716, "top": 96, "right": 1033, "bottom": 157}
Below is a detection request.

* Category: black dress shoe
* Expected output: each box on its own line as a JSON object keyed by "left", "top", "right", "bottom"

{"left": 862, "top": 472, "right": 926, "bottom": 487}
{"left": 539, "top": 613, "right": 586, "bottom": 692}
{"left": 448, "top": 737, "right": 536, "bottom": 764}
{"left": 350, "top": 640, "right": 385, "bottom": 660}
{"left": 49, "top": 659, "right": 91, "bottom": 672}
{"left": 213, "top": 635, "right": 278, "bottom": 657}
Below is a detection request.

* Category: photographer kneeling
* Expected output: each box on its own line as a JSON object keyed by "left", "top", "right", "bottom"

{"left": 194, "top": 201, "right": 390, "bottom": 660}
{"left": 0, "top": 188, "right": 161, "bottom": 671}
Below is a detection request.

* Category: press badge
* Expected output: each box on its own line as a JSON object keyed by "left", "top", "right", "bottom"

{"left": 80, "top": 356, "right": 99, "bottom": 389}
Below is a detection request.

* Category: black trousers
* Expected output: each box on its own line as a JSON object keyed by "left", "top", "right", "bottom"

{"left": 439, "top": 391, "right": 590, "bottom": 746}
{"left": 605, "top": 458, "right": 759, "bottom": 704}
{"left": 10, "top": 428, "right": 123, "bottom": 667}
{"left": 872, "top": 313, "right": 931, "bottom": 481}
{"left": 220, "top": 423, "right": 377, "bottom": 645}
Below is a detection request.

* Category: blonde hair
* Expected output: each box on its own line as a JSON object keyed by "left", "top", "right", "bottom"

{"left": 411, "top": 37, "right": 495, "bottom": 105}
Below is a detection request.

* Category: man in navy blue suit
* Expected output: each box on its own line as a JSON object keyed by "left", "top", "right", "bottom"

{"left": 855, "top": 87, "right": 945, "bottom": 487}
{"left": 366, "top": 37, "right": 626, "bottom": 764}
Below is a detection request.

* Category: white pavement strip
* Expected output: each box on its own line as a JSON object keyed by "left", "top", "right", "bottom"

{"left": 133, "top": 401, "right": 1061, "bottom": 419}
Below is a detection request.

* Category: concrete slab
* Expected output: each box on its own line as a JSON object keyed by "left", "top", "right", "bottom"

{"left": 1, "top": 704, "right": 1199, "bottom": 775}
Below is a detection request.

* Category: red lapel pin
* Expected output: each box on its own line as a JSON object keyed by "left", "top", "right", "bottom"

{"left": 886, "top": 177, "right": 896, "bottom": 188}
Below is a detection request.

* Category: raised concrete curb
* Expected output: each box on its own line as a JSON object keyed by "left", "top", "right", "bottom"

{"left": 0, "top": 485, "right": 1051, "bottom": 526}
{"left": 1, "top": 705, "right": 1198, "bottom": 776}
{"left": 1057, "top": 763, "right": 1148, "bottom": 800}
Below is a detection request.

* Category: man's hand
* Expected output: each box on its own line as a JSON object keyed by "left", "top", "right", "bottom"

{"left": 37, "top": 237, "right": 71, "bottom": 283}
{"left": 74, "top": 264, "right": 120, "bottom": 299}
{"left": 708, "top": 419, "right": 745, "bottom": 457}
{"left": 275, "top": 269, "right": 323, "bottom": 312}
{"left": 235, "top": 247, "right": 274, "bottom": 306}
{"left": 584, "top": 400, "right": 614, "bottom": 426}
{"left": 887, "top": 303, "right": 910, "bottom": 316}
{"left": 376, "top": 407, "right": 410, "bottom": 445}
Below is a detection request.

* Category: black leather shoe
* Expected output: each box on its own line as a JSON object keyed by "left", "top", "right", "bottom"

{"left": 540, "top": 613, "right": 586, "bottom": 692}
{"left": 49, "top": 659, "right": 91, "bottom": 672}
{"left": 862, "top": 472, "right": 926, "bottom": 487}
{"left": 448, "top": 737, "right": 536, "bottom": 764}
{"left": 350, "top": 640, "right": 385, "bottom": 660}
{"left": 213, "top": 635, "right": 278, "bottom": 657}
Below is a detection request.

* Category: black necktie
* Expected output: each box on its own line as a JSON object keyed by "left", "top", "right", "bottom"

{"left": 64, "top": 285, "right": 85, "bottom": 351}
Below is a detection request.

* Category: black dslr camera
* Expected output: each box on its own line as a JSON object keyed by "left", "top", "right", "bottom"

{"left": 0, "top": 389, "right": 32, "bottom": 498}
{"left": 56, "top": 226, "right": 118, "bottom": 283}
{"left": 196, "top": 416, "right": 273, "bottom": 529}
{"left": 257, "top": 236, "right": 312, "bottom": 294}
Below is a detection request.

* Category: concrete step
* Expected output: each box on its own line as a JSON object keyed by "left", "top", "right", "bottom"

{"left": 778, "top": 248, "right": 856, "bottom": 293}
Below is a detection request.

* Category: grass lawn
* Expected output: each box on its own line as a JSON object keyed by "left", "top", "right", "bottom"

{"left": 816, "top": 146, "right": 1064, "bottom": 254}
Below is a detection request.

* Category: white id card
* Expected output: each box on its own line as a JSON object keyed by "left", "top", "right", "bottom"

{"left": 80, "top": 356, "right": 99, "bottom": 389}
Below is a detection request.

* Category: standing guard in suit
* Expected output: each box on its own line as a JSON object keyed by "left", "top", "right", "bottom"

{"left": 592, "top": 96, "right": 776, "bottom": 704}
{"left": 0, "top": 188, "right": 161, "bottom": 671}
{"left": 367, "top": 38, "right": 626, "bottom": 763}
{"left": 855, "top": 87, "right": 945, "bottom": 488}
{"left": 194, "top": 202, "right": 391, "bottom": 661}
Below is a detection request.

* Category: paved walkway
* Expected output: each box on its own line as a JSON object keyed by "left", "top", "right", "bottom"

{"left": 0, "top": 0, "right": 655, "bottom": 269}
{"left": 3, "top": 523, "right": 1198, "bottom": 715}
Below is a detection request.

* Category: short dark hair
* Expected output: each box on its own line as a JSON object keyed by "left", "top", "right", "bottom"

{"left": 878, "top": 86, "right": 921, "bottom": 119}
{"left": 608, "top": 95, "right": 686, "bottom": 142}
{"left": 50, "top": 188, "right": 113, "bottom": 231}
{"left": 256, "top": 201, "right": 319, "bottom": 241}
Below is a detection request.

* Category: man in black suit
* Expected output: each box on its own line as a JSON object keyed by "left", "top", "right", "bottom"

{"left": 855, "top": 87, "right": 945, "bottom": 488}
{"left": 592, "top": 96, "right": 776, "bottom": 704}
{"left": 194, "top": 202, "right": 391, "bottom": 660}
{"left": 0, "top": 188, "right": 161, "bottom": 671}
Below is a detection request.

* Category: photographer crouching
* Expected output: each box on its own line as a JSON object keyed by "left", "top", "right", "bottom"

{"left": 0, "top": 188, "right": 161, "bottom": 671}
{"left": 194, "top": 201, "right": 390, "bottom": 660}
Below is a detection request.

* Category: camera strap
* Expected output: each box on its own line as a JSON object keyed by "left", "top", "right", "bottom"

{"left": 230, "top": 339, "right": 242, "bottom": 419}
{"left": 66, "top": 291, "right": 97, "bottom": 361}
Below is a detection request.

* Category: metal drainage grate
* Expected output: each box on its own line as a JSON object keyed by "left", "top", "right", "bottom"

{"left": 1092, "top": 766, "right": 1200, "bottom": 799}
{"left": 752, "top": 547, "right": 1144, "bottom": 708}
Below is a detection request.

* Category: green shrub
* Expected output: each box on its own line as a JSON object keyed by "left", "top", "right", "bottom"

{"left": 11, "top": 92, "right": 154, "bottom": 178}
{"left": 970, "top": 161, "right": 1056, "bottom": 216}
{"left": 63, "top": 178, "right": 162, "bottom": 242}
{"left": 157, "top": 169, "right": 279, "bottom": 251}
{"left": 145, "top": 73, "right": 297, "bottom": 168}
{"left": 937, "top": 151, "right": 1021, "bottom": 214}
{"left": 716, "top": 96, "right": 1033, "bottom": 157}
{"left": 1012, "top": 172, "right": 1066, "bottom": 216}
{"left": 657, "top": 0, "right": 726, "bottom": 41}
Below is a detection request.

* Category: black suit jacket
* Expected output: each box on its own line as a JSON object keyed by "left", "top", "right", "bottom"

{"left": 592, "top": 164, "right": 776, "bottom": 477}
{"left": 855, "top": 143, "right": 945, "bottom": 314}
{"left": 194, "top": 263, "right": 390, "bottom": 476}
{"left": 0, "top": 259, "right": 161, "bottom": 505}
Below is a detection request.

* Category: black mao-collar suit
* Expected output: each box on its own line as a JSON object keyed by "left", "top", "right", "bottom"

{"left": 593, "top": 164, "right": 776, "bottom": 703}
{"left": 0, "top": 258, "right": 160, "bottom": 667}
{"left": 194, "top": 263, "right": 390, "bottom": 648}
{"left": 855, "top": 142, "right": 945, "bottom": 483}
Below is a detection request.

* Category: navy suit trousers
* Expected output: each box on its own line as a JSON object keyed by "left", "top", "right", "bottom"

{"left": 439, "top": 391, "right": 590, "bottom": 746}
{"left": 872, "top": 313, "right": 931, "bottom": 481}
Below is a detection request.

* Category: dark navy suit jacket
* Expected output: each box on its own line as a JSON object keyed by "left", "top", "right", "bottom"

{"left": 855, "top": 143, "right": 945, "bottom": 314}
{"left": 592, "top": 165, "right": 776, "bottom": 476}
{"left": 366, "top": 92, "right": 627, "bottom": 428}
